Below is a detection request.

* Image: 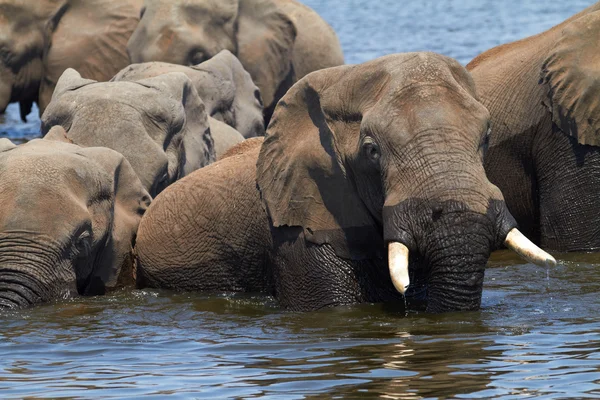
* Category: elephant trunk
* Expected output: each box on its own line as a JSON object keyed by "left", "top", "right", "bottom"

{"left": 0, "top": 269, "right": 50, "bottom": 308}
{"left": 0, "top": 235, "right": 71, "bottom": 308}
{"left": 383, "top": 197, "right": 554, "bottom": 312}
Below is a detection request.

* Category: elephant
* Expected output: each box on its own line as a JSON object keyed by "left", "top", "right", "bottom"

{"left": 133, "top": 53, "right": 555, "bottom": 313}
{"left": 0, "top": 132, "right": 150, "bottom": 308}
{"left": 41, "top": 69, "right": 216, "bottom": 197}
{"left": 127, "top": 0, "right": 345, "bottom": 124}
{"left": 467, "top": 2, "right": 600, "bottom": 252}
{"left": 0, "top": 0, "right": 142, "bottom": 121}
{"left": 112, "top": 50, "right": 265, "bottom": 139}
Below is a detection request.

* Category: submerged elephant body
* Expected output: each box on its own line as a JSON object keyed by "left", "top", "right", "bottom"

{"left": 127, "top": 0, "right": 344, "bottom": 123}
{"left": 0, "top": 0, "right": 142, "bottom": 120}
{"left": 134, "top": 53, "right": 554, "bottom": 313}
{"left": 0, "top": 136, "right": 149, "bottom": 308}
{"left": 467, "top": 2, "right": 600, "bottom": 251}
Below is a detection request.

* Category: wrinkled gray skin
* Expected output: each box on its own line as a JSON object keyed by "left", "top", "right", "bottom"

{"left": 41, "top": 69, "right": 215, "bottom": 197}
{"left": 113, "top": 50, "right": 264, "bottom": 139}
{"left": 467, "top": 3, "right": 600, "bottom": 251}
{"left": 134, "top": 53, "right": 524, "bottom": 313}
{"left": 0, "top": 134, "right": 150, "bottom": 308}
{"left": 0, "top": 0, "right": 141, "bottom": 121}
{"left": 127, "top": 0, "right": 344, "bottom": 123}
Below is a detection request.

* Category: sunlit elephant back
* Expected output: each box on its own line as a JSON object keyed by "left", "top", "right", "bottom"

{"left": 127, "top": 0, "right": 344, "bottom": 123}
{"left": 0, "top": 0, "right": 142, "bottom": 121}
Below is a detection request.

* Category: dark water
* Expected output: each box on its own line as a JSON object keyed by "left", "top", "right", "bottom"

{"left": 1, "top": 1, "right": 599, "bottom": 398}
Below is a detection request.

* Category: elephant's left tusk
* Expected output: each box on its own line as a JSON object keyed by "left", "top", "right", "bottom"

{"left": 388, "top": 242, "right": 410, "bottom": 295}
{"left": 504, "top": 228, "right": 557, "bottom": 267}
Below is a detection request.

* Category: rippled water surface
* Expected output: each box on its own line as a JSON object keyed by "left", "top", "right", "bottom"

{"left": 1, "top": 1, "right": 600, "bottom": 398}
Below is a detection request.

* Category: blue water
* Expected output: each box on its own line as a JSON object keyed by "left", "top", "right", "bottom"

{"left": 1, "top": 1, "right": 600, "bottom": 399}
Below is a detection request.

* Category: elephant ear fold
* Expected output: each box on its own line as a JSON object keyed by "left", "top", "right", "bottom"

{"left": 256, "top": 75, "right": 382, "bottom": 260}
{"left": 0, "top": 138, "right": 16, "bottom": 153}
{"left": 237, "top": 0, "right": 296, "bottom": 108}
{"left": 77, "top": 146, "right": 151, "bottom": 289}
{"left": 43, "top": 125, "right": 73, "bottom": 143}
{"left": 541, "top": 11, "right": 600, "bottom": 146}
{"left": 136, "top": 72, "right": 216, "bottom": 177}
{"left": 51, "top": 68, "right": 96, "bottom": 101}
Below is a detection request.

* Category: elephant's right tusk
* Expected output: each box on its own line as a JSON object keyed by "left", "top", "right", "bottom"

{"left": 504, "top": 228, "right": 557, "bottom": 267}
{"left": 388, "top": 242, "right": 410, "bottom": 295}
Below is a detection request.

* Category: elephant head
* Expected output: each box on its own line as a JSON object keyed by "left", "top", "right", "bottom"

{"left": 256, "top": 53, "right": 555, "bottom": 312}
{"left": 0, "top": 0, "right": 142, "bottom": 120}
{"left": 127, "top": 0, "right": 296, "bottom": 109}
{"left": 41, "top": 69, "right": 215, "bottom": 197}
{"left": 0, "top": 134, "right": 150, "bottom": 308}
{"left": 0, "top": 1, "right": 54, "bottom": 120}
{"left": 112, "top": 50, "right": 265, "bottom": 138}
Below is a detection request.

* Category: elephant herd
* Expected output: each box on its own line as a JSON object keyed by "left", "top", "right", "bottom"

{"left": 0, "top": 0, "right": 598, "bottom": 313}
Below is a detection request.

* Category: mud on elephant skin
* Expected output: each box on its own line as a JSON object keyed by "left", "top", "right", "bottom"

{"left": 127, "top": 0, "right": 344, "bottom": 123}
{"left": 467, "top": 2, "right": 600, "bottom": 252}
{"left": 112, "top": 50, "right": 265, "bottom": 139}
{"left": 134, "top": 53, "right": 555, "bottom": 313}
{"left": 0, "top": 133, "right": 150, "bottom": 308}
{"left": 41, "top": 69, "right": 216, "bottom": 197}
{"left": 0, "top": 0, "right": 142, "bottom": 121}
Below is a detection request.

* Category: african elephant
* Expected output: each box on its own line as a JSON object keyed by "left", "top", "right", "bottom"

{"left": 112, "top": 50, "right": 265, "bottom": 139}
{"left": 133, "top": 53, "right": 554, "bottom": 313}
{"left": 0, "top": 132, "right": 150, "bottom": 308}
{"left": 127, "top": 0, "right": 344, "bottom": 123}
{"left": 0, "top": 0, "right": 142, "bottom": 121}
{"left": 467, "top": 2, "right": 600, "bottom": 252}
{"left": 41, "top": 69, "right": 215, "bottom": 197}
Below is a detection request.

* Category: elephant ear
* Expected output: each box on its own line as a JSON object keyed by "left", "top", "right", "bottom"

{"left": 77, "top": 146, "right": 151, "bottom": 289}
{"left": 43, "top": 125, "right": 74, "bottom": 144}
{"left": 237, "top": 0, "right": 297, "bottom": 108}
{"left": 136, "top": 72, "right": 216, "bottom": 178}
{"left": 0, "top": 139, "right": 16, "bottom": 153}
{"left": 256, "top": 75, "right": 382, "bottom": 260}
{"left": 39, "top": 0, "right": 141, "bottom": 112}
{"left": 50, "top": 68, "right": 96, "bottom": 101}
{"left": 541, "top": 11, "right": 600, "bottom": 146}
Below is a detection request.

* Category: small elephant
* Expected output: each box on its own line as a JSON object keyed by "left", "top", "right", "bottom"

{"left": 0, "top": 0, "right": 142, "bottom": 121}
{"left": 133, "top": 53, "right": 555, "bottom": 313}
{"left": 0, "top": 133, "right": 150, "bottom": 308}
{"left": 41, "top": 69, "right": 216, "bottom": 197}
{"left": 127, "top": 0, "right": 344, "bottom": 123}
{"left": 467, "top": 2, "right": 600, "bottom": 251}
{"left": 112, "top": 50, "right": 265, "bottom": 139}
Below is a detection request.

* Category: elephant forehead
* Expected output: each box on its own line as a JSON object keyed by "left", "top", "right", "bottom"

{"left": 0, "top": 147, "right": 112, "bottom": 234}
{"left": 57, "top": 86, "right": 184, "bottom": 129}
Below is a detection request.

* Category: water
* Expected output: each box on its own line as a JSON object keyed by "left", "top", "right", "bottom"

{"left": 1, "top": 1, "right": 599, "bottom": 398}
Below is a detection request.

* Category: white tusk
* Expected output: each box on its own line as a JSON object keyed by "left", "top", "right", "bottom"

{"left": 504, "top": 228, "right": 557, "bottom": 267}
{"left": 388, "top": 242, "right": 410, "bottom": 295}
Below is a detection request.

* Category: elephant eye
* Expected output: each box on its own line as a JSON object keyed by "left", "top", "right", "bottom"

{"left": 189, "top": 51, "right": 206, "bottom": 66}
{"left": 74, "top": 230, "right": 92, "bottom": 258}
{"left": 362, "top": 136, "right": 381, "bottom": 165}
{"left": 254, "top": 89, "right": 264, "bottom": 108}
